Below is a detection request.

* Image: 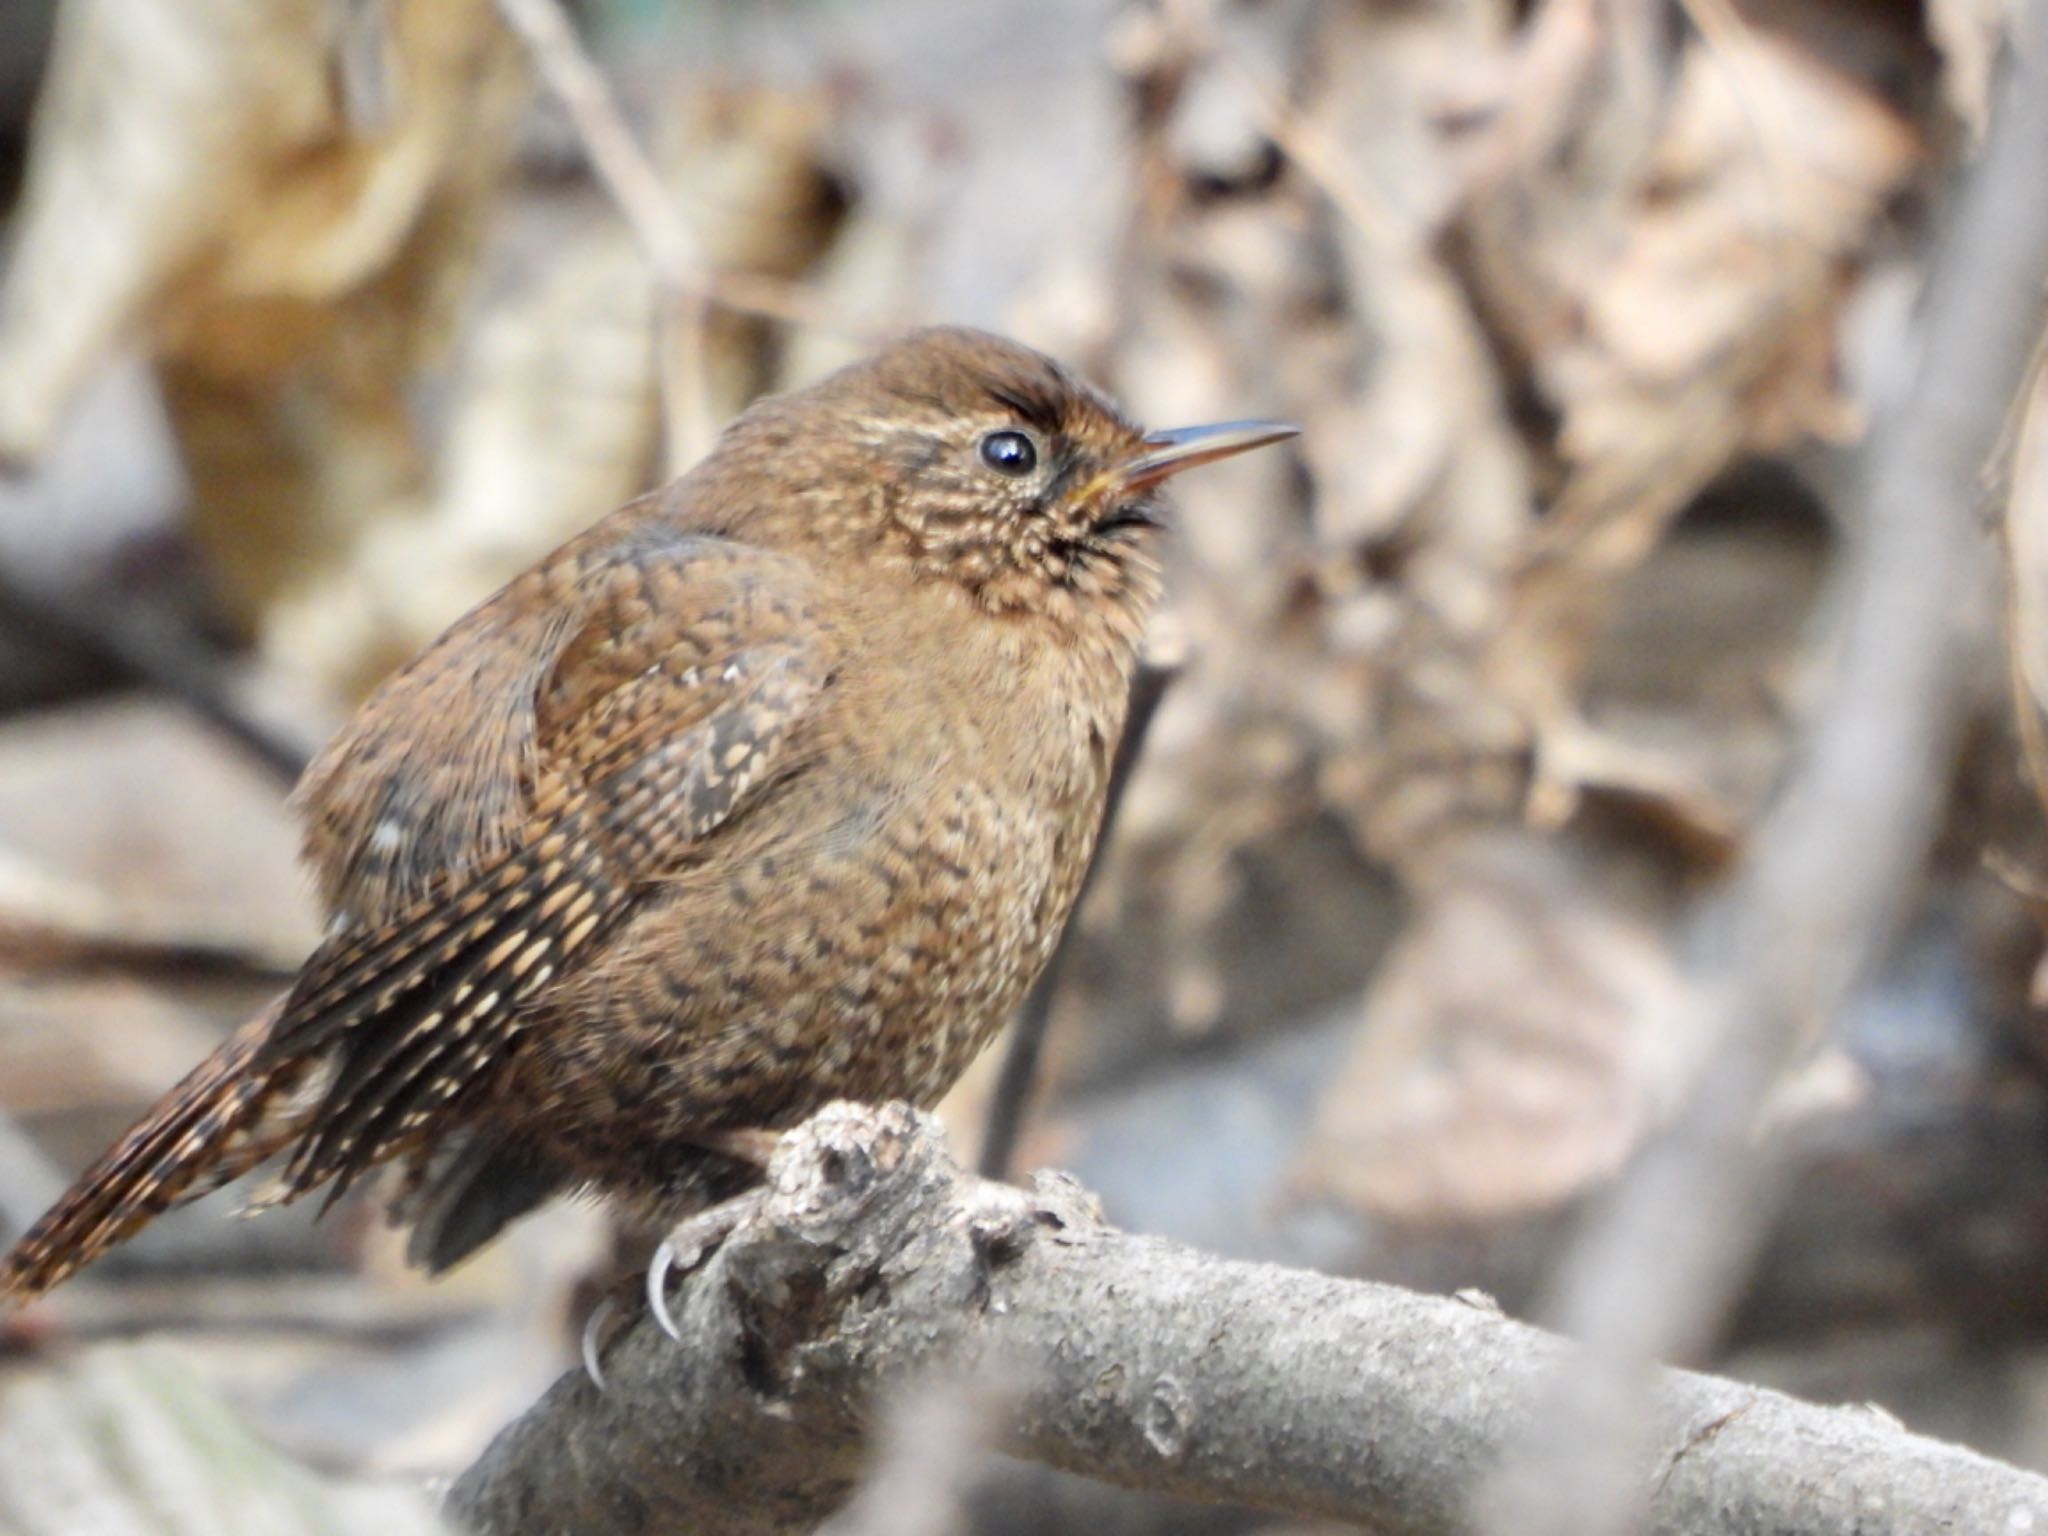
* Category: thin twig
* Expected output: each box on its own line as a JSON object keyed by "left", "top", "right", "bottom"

{"left": 0, "top": 563, "right": 313, "bottom": 786}
{"left": 493, "top": 0, "right": 715, "bottom": 473}
{"left": 1219, "top": 55, "right": 1397, "bottom": 248}
{"left": 815, "top": 1371, "right": 1008, "bottom": 1536}
{"left": 695, "top": 268, "right": 886, "bottom": 341}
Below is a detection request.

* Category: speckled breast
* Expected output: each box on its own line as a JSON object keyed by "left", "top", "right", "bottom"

{"left": 510, "top": 756, "right": 1098, "bottom": 1191}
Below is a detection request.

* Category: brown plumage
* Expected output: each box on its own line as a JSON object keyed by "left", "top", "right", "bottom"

{"left": 0, "top": 327, "right": 1295, "bottom": 1303}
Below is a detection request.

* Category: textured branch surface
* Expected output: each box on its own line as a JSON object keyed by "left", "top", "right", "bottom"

{"left": 447, "top": 1103, "right": 2048, "bottom": 1536}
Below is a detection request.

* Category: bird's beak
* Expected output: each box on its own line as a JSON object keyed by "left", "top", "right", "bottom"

{"left": 1117, "top": 420, "right": 1300, "bottom": 493}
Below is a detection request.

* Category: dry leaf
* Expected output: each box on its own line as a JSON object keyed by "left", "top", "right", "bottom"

{"left": 0, "top": 0, "right": 528, "bottom": 638}
{"left": 1293, "top": 834, "right": 1699, "bottom": 1222}
{"left": 266, "top": 82, "right": 845, "bottom": 697}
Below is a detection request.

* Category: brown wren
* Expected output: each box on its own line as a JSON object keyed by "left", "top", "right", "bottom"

{"left": 0, "top": 327, "right": 1295, "bottom": 1304}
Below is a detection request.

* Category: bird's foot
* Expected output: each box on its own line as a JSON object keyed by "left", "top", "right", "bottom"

{"left": 645, "top": 1188, "right": 767, "bottom": 1341}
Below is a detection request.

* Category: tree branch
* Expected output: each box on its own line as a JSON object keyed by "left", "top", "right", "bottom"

{"left": 1481, "top": 12, "right": 2048, "bottom": 1531}
{"left": 446, "top": 1102, "right": 2048, "bottom": 1536}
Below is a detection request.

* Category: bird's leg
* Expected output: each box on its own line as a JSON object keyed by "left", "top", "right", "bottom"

{"left": 687, "top": 1126, "right": 783, "bottom": 1167}
{"left": 645, "top": 1188, "right": 767, "bottom": 1341}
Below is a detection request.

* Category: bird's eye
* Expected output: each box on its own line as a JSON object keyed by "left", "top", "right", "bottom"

{"left": 978, "top": 430, "right": 1038, "bottom": 477}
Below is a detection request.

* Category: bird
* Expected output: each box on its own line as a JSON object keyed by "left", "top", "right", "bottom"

{"left": 0, "top": 326, "right": 1296, "bottom": 1308}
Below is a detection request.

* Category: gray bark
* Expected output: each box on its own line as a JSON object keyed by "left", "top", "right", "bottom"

{"left": 447, "top": 1102, "right": 2048, "bottom": 1536}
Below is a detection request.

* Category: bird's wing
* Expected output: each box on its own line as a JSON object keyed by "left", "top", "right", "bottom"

{"left": 265, "top": 530, "right": 831, "bottom": 1201}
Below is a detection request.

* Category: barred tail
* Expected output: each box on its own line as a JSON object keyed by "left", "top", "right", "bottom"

{"left": 1, "top": 1003, "right": 306, "bottom": 1305}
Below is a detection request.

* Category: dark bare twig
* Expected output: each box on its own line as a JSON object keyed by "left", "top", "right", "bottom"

{"left": 980, "top": 658, "right": 1180, "bottom": 1179}
{"left": 0, "top": 563, "right": 312, "bottom": 785}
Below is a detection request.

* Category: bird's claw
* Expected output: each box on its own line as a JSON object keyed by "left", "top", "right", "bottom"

{"left": 643, "top": 1190, "right": 765, "bottom": 1344}
{"left": 581, "top": 1295, "right": 617, "bottom": 1390}
{"left": 646, "top": 1238, "right": 684, "bottom": 1342}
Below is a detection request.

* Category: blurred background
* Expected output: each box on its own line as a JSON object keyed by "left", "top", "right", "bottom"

{"left": 0, "top": 0, "right": 2044, "bottom": 1531}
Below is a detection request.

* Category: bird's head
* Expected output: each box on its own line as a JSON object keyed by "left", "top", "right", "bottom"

{"left": 716, "top": 327, "right": 1296, "bottom": 633}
